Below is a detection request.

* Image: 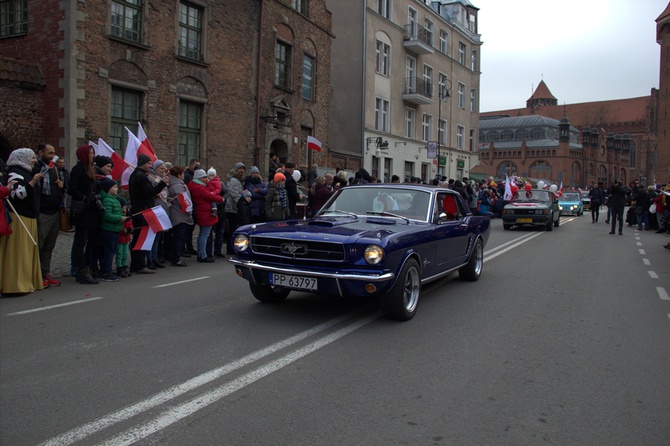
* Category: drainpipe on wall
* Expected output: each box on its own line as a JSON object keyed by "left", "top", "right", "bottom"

{"left": 254, "top": 0, "right": 265, "bottom": 169}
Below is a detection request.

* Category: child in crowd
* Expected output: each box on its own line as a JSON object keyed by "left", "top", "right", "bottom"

{"left": 116, "top": 196, "right": 133, "bottom": 278}
{"left": 99, "top": 178, "right": 127, "bottom": 282}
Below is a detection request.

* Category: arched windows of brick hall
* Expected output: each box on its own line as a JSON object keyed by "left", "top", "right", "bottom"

{"left": 496, "top": 161, "right": 517, "bottom": 178}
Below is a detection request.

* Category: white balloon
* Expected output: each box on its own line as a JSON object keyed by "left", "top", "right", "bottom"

{"left": 292, "top": 170, "right": 302, "bottom": 182}
{"left": 549, "top": 184, "right": 558, "bottom": 192}
{"left": 537, "top": 180, "right": 545, "bottom": 189}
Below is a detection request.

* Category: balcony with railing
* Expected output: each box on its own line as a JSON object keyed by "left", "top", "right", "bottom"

{"left": 402, "top": 77, "right": 433, "bottom": 105}
{"left": 403, "top": 23, "right": 434, "bottom": 55}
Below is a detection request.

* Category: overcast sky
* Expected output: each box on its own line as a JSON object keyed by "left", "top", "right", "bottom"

{"left": 475, "top": 0, "right": 667, "bottom": 112}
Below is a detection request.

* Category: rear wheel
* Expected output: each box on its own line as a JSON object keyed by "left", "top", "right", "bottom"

{"left": 380, "top": 259, "right": 420, "bottom": 321}
{"left": 249, "top": 283, "right": 290, "bottom": 303}
{"left": 459, "top": 238, "right": 483, "bottom": 281}
{"left": 503, "top": 224, "right": 511, "bottom": 230}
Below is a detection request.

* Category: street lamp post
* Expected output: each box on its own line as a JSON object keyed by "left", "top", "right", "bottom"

{"left": 437, "top": 79, "right": 451, "bottom": 178}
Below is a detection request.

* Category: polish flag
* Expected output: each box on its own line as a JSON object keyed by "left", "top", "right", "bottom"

{"left": 137, "top": 122, "right": 157, "bottom": 159}
{"left": 177, "top": 191, "right": 193, "bottom": 213}
{"left": 555, "top": 182, "right": 564, "bottom": 198}
{"left": 47, "top": 155, "right": 59, "bottom": 169}
{"left": 307, "top": 136, "right": 322, "bottom": 152}
{"left": 142, "top": 205, "right": 172, "bottom": 233}
{"left": 503, "top": 174, "right": 513, "bottom": 201}
{"left": 121, "top": 127, "right": 157, "bottom": 187}
{"left": 133, "top": 226, "right": 156, "bottom": 251}
{"left": 95, "top": 138, "right": 126, "bottom": 180}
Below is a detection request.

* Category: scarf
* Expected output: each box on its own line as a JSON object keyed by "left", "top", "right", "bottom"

{"left": 6, "top": 148, "right": 35, "bottom": 172}
{"left": 278, "top": 185, "right": 287, "bottom": 209}
{"left": 38, "top": 160, "right": 52, "bottom": 195}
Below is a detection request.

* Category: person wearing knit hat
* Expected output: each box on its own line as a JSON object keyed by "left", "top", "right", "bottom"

{"left": 193, "top": 169, "right": 207, "bottom": 180}
{"left": 152, "top": 159, "right": 165, "bottom": 171}
{"left": 242, "top": 164, "right": 269, "bottom": 225}
{"left": 137, "top": 153, "right": 152, "bottom": 168}
{"left": 266, "top": 172, "right": 289, "bottom": 221}
{"left": 128, "top": 151, "right": 167, "bottom": 274}
{"left": 249, "top": 166, "right": 259, "bottom": 174}
{"left": 94, "top": 155, "right": 114, "bottom": 177}
{"left": 99, "top": 176, "right": 125, "bottom": 282}
{"left": 207, "top": 167, "right": 217, "bottom": 177}
{"left": 223, "top": 162, "right": 247, "bottom": 254}
{"left": 274, "top": 172, "right": 286, "bottom": 183}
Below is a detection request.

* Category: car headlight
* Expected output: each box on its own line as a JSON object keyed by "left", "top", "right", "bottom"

{"left": 364, "top": 245, "right": 384, "bottom": 265}
{"left": 559, "top": 205, "right": 563, "bottom": 210}
{"left": 233, "top": 234, "right": 250, "bottom": 252}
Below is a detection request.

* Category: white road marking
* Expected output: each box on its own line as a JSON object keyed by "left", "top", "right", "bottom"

{"left": 636, "top": 242, "right": 642, "bottom": 246}
{"left": 658, "top": 287, "right": 670, "bottom": 301}
{"left": 38, "top": 310, "right": 366, "bottom": 446}
{"left": 152, "top": 276, "right": 211, "bottom": 288}
{"left": 485, "top": 232, "right": 544, "bottom": 263}
{"left": 643, "top": 258, "right": 651, "bottom": 265}
{"left": 648, "top": 271, "right": 659, "bottom": 279}
{"left": 103, "top": 314, "right": 378, "bottom": 446}
{"left": 639, "top": 249, "right": 646, "bottom": 255}
{"left": 6, "top": 297, "right": 105, "bottom": 316}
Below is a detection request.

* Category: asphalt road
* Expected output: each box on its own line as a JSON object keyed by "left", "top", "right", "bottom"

{"left": 1, "top": 212, "right": 669, "bottom": 445}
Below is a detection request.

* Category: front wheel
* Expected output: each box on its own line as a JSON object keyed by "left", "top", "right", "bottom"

{"left": 546, "top": 216, "right": 553, "bottom": 231}
{"left": 503, "top": 224, "right": 511, "bottom": 230}
{"left": 459, "top": 238, "right": 483, "bottom": 281}
{"left": 380, "top": 258, "right": 421, "bottom": 321}
{"left": 554, "top": 215, "right": 560, "bottom": 227}
{"left": 249, "top": 283, "right": 291, "bottom": 303}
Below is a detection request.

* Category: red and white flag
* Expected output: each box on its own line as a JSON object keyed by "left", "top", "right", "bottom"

{"left": 132, "top": 206, "right": 172, "bottom": 251}
{"left": 94, "top": 138, "right": 126, "bottom": 180}
{"left": 137, "top": 121, "right": 157, "bottom": 159}
{"left": 47, "top": 155, "right": 59, "bottom": 169}
{"left": 121, "top": 127, "right": 157, "bottom": 188}
{"left": 555, "top": 181, "right": 564, "bottom": 198}
{"left": 503, "top": 174, "right": 513, "bottom": 201}
{"left": 177, "top": 191, "right": 193, "bottom": 213}
{"left": 307, "top": 136, "right": 322, "bottom": 152}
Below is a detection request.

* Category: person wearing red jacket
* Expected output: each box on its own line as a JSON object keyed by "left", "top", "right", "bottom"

{"left": 187, "top": 169, "right": 223, "bottom": 263}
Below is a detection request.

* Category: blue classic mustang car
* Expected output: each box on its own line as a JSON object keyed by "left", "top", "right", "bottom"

{"left": 229, "top": 184, "right": 491, "bottom": 321}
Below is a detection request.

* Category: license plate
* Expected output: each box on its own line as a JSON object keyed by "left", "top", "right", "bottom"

{"left": 270, "top": 273, "right": 318, "bottom": 291}
{"left": 516, "top": 218, "right": 533, "bottom": 223}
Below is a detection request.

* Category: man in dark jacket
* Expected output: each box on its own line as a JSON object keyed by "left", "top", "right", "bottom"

{"left": 35, "top": 144, "right": 64, "bottom": 287}
{"left": 633, "top": 185, "right": 650, "bottom": 231}
{"left": 129, "top": 153, "right": 167, "bottom": 273}
{"left": 606, "top": 178, "right": 627, "bottom": 235}
{"left": 588, "top": 182, "right": 606, "bottom": 223}
{"left": 283, "top": 162, "right": 301, "bottom": 219}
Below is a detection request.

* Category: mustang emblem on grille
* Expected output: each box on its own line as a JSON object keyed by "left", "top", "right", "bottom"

{"left": 281, "top": 243, "right": 308, "bottom": 255}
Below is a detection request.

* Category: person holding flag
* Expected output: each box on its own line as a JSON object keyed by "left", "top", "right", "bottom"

{"left": 35, "top": 143, "right": 64, "bottom": 288}
{"left": 188, "top": 169, "right": 223, "bottom": 263}
{"left": 128, "top": 153, "right": 167, "bottom": 273}
{"left": 167, "top": 166, "right": 193, "bottom": 266}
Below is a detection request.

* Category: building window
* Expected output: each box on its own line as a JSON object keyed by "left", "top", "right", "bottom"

{"left": 458, "top": 42, "right": 466, "bottom": 65}
{"left": 178, "top": 1, "right": 203, "bottom": 61}
{"left": 471, "top": 50, "right": 477, "bottom": 71}
{"left": 375, "top": 98, "right": 390, "bottom": 132}
{"left": 0, "top": 0, "right": 27, "bottom": 37}
{"left": 457, "top": 82, "right": 465, "bottom": 108}
{"left": 110, "top": 87, "right": 141, "bottom": 156}
{"left": 423, "top": 18, "right": 433, "bottom": 46}
{"left": 178, "top": 101, "right": 202, "bottom": 166}
{"left": 377, "top": 0, "right": 391, "bottom": 19}
{"left": 404, "top": 161, "right": 414, "bottom": 180}
{"left": 405, "top": 108, "right": 415, "bottom": 139}
{"left": 439, "top": 29, "right": 448, "bottom": 54}
{"left": 111, "top": 0, "right": 141, "bottom": 42}
{"left": 275, "top": 41, "right": 291, "bottom": 89}
{"left": 302, "top": 53, "right": 314, "bottom": 100}
{"left": 371, "top": 156, "right": 380, "bottom": 180}
{"left": 291, "top": 0, "right": 307, "bottom": 15}
{"left": 470, "top": 89, "right": 476, "bottom": 112}
{"left": 438, "top": 119, "right": 447, "bottom": 145}
{"left": 423, "top": 64, "right": 433, "bottom": 96}
{"left": 422, "top": 113, "right": 432, "bottom": 142}
{"left": 530, "top": 160, "right": 551, "bottom": 177}
{"left": 469, "top": 129, "right": 475, "bottom": 151}
{"left": 375, "top": 40, "right": 390, "bottom": 76}
{"left": 457, "top": 125, "right": 464, "bottom": 150}
{"left": 384, "top": 158, "right": 392, "bottom": 182}
{"left": 438, "top": 73, "right": 449, "bottom": 98}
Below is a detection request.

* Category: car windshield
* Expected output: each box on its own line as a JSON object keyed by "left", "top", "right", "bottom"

{"left": 513, "top": 190, "right": 552, "bottom": 203}
{"left": 560, "top": 193, "right": 580, "bottom": 202}
{"left": 319, "top": 186, "right": 432, "bottom": 221}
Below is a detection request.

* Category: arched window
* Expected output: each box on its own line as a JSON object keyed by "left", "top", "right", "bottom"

{"left": 496, "top": 161, "right": 517, "bottom": 177}
{"left": 530, "top": 127, "right": 545, "bottom": 139}
{"left": 514, "top": 129, "right": 529, "bottom": 140}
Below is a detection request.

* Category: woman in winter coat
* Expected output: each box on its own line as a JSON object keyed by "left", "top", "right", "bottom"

{"left": 187, "top": 169, "right": 223, "bottom": 262}
{"left": 167, "top": 166, "right": 194, "bottom": 266}
{"left": 146, "top": 160, "right": 170, "bottom": 269}
{"left": 265, "top": 173, "right": 290, "bottom": 221}
{"left": 68, "top": 145, "right": 101, "bottom": 284}
{"left": 244, "top": 166, "right": 269, "bottom": 223}
{"left": 0, "top": 148, "right": 44, "bottom": 294}
{"left": 308, "top": 176, "right": 336, "bottom": 217}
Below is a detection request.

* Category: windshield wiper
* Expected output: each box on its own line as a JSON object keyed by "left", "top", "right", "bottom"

{"left": 366, "top": 211, "right": 410, "bottom": 222}
{"left": 320, "top": 209, "right": 358, "bottom": 218}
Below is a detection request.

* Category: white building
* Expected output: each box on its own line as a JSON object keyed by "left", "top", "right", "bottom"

{"left": 327, "top": 0, "right": 482, "bottom": 182}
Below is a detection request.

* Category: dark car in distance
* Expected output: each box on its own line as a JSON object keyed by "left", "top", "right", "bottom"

{"left": 230, "top": 184, "right": 491, "bottom": 321}
{"left": 502, "top": 189, "right": 560, "bottom": 231}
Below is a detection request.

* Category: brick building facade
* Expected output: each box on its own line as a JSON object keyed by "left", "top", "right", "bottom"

{"left": 0, "top": 0, "right": 332, "bottom": 178}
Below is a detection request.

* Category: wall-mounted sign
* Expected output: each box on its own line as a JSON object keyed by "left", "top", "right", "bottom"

{"left": 457, "top": 159, "right": 465, "bottom": 168}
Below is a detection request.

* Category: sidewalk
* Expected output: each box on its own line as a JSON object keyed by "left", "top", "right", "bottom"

{"left": 51, "top": 229, "right": 75, "bottom": 278}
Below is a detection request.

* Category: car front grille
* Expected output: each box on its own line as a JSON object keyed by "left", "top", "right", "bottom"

{"left": 250, "top": 236, "right": 345, "bottom": 261}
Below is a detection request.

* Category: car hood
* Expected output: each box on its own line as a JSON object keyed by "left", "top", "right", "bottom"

{"left": 559, "top": 200, "right": 580, "bottom": 205}
{"left": 237, "top": 216, "right": 427, "bottom": 244}
{"left": 504, "top": 202, "right": 551, "bottom": 209}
